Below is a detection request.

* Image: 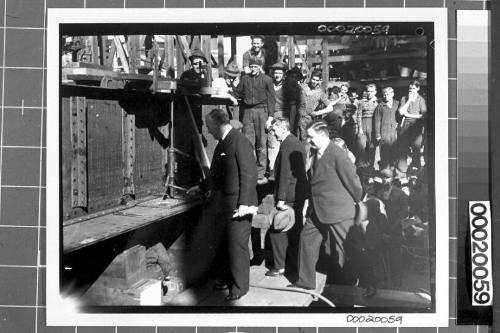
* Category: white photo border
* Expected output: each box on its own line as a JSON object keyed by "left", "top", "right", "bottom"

{"left": 47, "top": 8, "right": 449, "bottom": 327}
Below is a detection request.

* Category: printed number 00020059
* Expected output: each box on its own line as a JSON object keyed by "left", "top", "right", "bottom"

{"left": 317, "top": 24, "right": 390, "bottom": 34}
{"left": 469, "top": 201, "right": 493, "bottom": 306}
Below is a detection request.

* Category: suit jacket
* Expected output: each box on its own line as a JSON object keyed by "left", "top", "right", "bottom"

{"left": 209, "top": 128, "right": 258, "bottom": 212}
{"left": 274, "top": 134, "right": 307, "bottom": 205}
{"left": 308, "top": 141, "right": 363, "bottom": 224}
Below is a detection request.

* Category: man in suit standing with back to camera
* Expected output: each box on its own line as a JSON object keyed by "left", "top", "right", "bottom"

{"left": 265, "top": 117, "right": 307, "bottom": 280}
{"left": 292, "top": 120, "right": 363, "bottom": 290}
{"left": 203, "top": 108, "right": 258, "bottom": 301}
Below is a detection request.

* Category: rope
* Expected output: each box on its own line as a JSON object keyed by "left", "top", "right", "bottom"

{"left": 249, "top": 283, "right": 336, "bottom": 307}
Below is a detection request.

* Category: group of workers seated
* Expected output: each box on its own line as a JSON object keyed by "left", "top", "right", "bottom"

{"left": 181, "top": 35, "right": 430, "bottom": 302}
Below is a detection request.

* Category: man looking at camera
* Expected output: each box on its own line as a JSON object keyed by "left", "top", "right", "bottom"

{"left": 242, "top": 35, "right": 266, "bottom": 74}
{"left": 373, "top": 86, "right": 399, "bottom": 177}
{"left": 267, "top": 61, "right": 288, "bottom": 180}
{"left": 357, "top": 83, "right": 378, "bottom": 168}
{"left": 297, "top": 69, "right": 331, "bottom": 141}
{"left": 231, "top": 57, "right": 275, "bottom": 183}
{"left": 397, "top": 80, "right": 427, "bottom": 176}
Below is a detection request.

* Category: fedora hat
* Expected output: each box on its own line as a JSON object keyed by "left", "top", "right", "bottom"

{"left": 224, "top": 62, "right": 241, "bottom": 77}
{"left": 271, "top": 206, "right": 295, "bottom": 232}
{"left": 189, "top": 49, "right": 208, "bottom": 63}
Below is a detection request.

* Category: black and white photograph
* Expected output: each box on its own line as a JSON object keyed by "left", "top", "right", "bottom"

{"left": 46, "top": 8, "right": 449, "bottom": 327}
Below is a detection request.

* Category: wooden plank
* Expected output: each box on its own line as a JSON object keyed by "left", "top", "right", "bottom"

{"left": 63, "top": 197, "right": 202, "bottom": 253}
{"left": 91, "top": 36, "right": 99, "bottom": 65}
{"left": 321, "top": 38, "right": 329, "bottom": 89}
{"left": 230, "top": 36, "right": 237, "bottom": 64}
{"left": 98, "top": 36, "right": 106, "bottom": 66}
{"left": 287, "top": 36, "right": 295, "bottom": 68}
{"left": 70, "top": 96, "right": 88, "bottom": 208}
{"left": 166, "top": 35, "right": 175, "bottom": 78}
{"left": 176, "top": 36, "right": 188, "bottom": 75}
{"left": 217, "top": 35, "right": 224, "bottom": 77}
{"left": 127, "top": 35, "right": 141, "bottom": 72}
{"left": 114, "top": 36, "right": 130, "bottom": 73}
{"left": 201, "top": 35, "right": 212, "bottom": 83}
{"left": 122, "top": 110, "right": 135, "bottom": 196}
{"left": 309, "top": 49, "right": 427, "bottom": 64}
{"left": 183, "top": 96, "right": 210, "bottom": 174}
{"left": 63, "top": 67, "right": 154, "bottom": 84}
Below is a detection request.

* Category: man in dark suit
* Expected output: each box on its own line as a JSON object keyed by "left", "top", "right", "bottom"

{"left": 293, "top": 120, "right": 363, "bottom": 289}
{"left": 204, "top": 108, "right": 258, "bottom": 301}
{"left": 265, "top": 117, "right": 307, "bottom": 279}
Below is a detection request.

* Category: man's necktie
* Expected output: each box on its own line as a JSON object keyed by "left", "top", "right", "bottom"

{"left": 311, "top": 149, "right": 319, "bottom": 176}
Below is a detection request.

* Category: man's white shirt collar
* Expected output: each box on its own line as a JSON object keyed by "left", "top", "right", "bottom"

{"left": 221, "top": 126, "right": 231, "bottom": 141}
{"left": 317, "top": 141, "right": 328, "bottom": 159}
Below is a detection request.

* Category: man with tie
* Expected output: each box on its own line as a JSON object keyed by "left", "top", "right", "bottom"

{"left": 203, "top": 108, "right": 258, "bottom": 301}
{"left": 292, "top": 120, "right": 363, "bottom": 290}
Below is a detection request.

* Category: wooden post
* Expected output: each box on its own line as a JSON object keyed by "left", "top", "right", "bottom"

{"left": 176, "top": 37, "right": 185, "bottom": 76}
{"left": 322, "top": 38, "right": 329, "bottom": 89}
{"left": 306, "top": 39, "right": 315, "bottom": 76}
{"left": 98, "top": 36, "right": 107, "bottom": 66}
{"left": 217, "top": 35, "right": 224, "bottom": 77}
{"left": 91, "top": 36, "right": 99, "bottom": 65}
{"left": 127, "top": 35, "right": 141, "bottom": 73}
{"left": 201, "top": 35, "right": 212, "bottom": 84}
{"left": 288, "top": 35, "right": 295, "bottom": 68}
{"left": 166, "top": 35, "right": 175, "bottom": 78}
{"left": 230, "top": 36, "right": 237, "bottom": 64}
{"left": 70, "top": 96, "right": 87, "bottom": 208}
{"left": 114, "top": 36, "right": 130, "bottom": 73}
{"left": 122, "top": 110, "right": 135, "bottom": 196}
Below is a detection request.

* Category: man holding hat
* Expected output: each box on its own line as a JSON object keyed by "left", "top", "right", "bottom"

{"left": 243, "top": 35, "right": 266, "bottom": 75}
{"left": 231, "top": 57, "right": 275, "bottom": 183}
{"left": 266, "top": 117, "right": 307, "bottom": 278}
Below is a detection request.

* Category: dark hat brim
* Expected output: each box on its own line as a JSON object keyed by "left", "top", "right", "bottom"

{"left": 224, "top": 70, "right": 241, "bottom": 77}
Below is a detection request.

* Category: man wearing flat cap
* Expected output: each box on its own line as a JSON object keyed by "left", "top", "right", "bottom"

{"left": 231, "top": 57, "right": 275, "bottom": 183}
{"left": 242, "top": 35, "right": 266, "bottom": 75}
{"left": 179, "top": 49, "right": 210, "bottom": 142}
{"left": 180, "top": 48, "right": 209, "bottom": 86}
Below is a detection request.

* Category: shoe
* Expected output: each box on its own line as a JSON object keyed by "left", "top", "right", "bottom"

{"left": 225, "top": 293, "right": 242, "bottom": 301}
{"left": 265, "top": 268, "right": 285, "bottom": 277}
{"left": 287, "top": 283, "right": 314, "bottom": 290}
{"left": 363, "top": 285, "right": 377, "bottom": 298}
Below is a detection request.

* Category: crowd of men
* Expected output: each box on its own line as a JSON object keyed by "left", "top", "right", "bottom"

{"left": 184, "top": 35, "right": 430, "bottom": 302}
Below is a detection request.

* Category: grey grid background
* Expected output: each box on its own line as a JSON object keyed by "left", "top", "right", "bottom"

{"left": 0, "top": 0, "right": 491, "bottom": 332}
